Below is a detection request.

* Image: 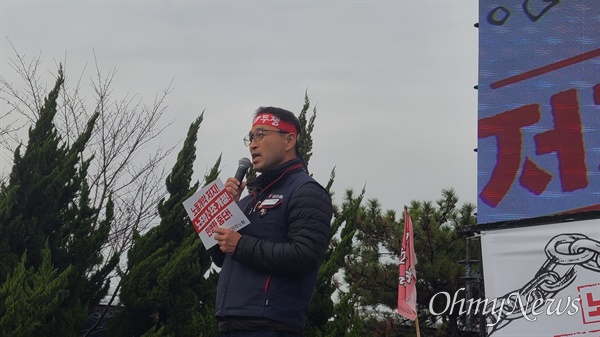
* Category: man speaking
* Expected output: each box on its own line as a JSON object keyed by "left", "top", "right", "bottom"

{"left": 211, "top": 106, "right": 333, "bottom": 337}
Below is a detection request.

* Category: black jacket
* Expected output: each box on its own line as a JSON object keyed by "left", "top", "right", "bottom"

{"left": 211, "top": 159, "right": 332, "bottom": 332}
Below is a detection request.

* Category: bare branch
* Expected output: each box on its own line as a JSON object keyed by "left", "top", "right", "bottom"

{"left": 1, "top": 47, "right": 176, "bottom": 311}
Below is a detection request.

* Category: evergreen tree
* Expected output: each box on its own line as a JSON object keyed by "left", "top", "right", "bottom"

{"left": 0, "top": 66, "right": 117, "bottom": 336}
{"left": 306, "top": 188, "right": 366, "bottom": 337}
{"left": 295, "top": 95, "right": 365, "bottom": 336}
{"left": 409, "top": 190, "right": 477, "bottom": 336}
{"left": 0, "top": 242, "right": 71, "bottom": 336}
{"left": 111, "top": 113, "right": 221, "bottom": 337}
{"left": 2, "top": 50, "right": 183, "bottom": 325}
{"left": 343, "top": 188, "right": 476, "bottom": 336}
{"left": 298, "top": 91, "right": 316, "bottom": 165}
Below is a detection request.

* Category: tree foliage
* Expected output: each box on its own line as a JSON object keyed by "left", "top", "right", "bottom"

{"left": 0, "top": 66, "right": 117, "bottom": 336}
{"left": 343, "top": 188, "right": 477, "bottom": 337}
{"left": 1, "top": 49, "right": 176, "bottom": 335}
{"left": 0, "top": 242, "right": 71, "bottom": 336}
{"left": 298, "top": 90, "right": 317, "bottom": 165}
{"left": 1, "top": 49, "right": 175, "bottom": 307}
{"left": 110, "top": 113, "right": 221, "bottom": 337}
{"left": 306, "top": 187, "right": 368, "bottom": 337}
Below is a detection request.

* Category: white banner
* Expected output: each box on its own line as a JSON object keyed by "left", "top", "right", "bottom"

{"left": 481, "top": 219, "right": 600, "bottom": 336}
{"left": 182, "top": 178, "right": 250, "bottom": 250}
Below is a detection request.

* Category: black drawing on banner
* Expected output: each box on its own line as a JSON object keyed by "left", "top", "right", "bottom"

{"left": 485, "top": 233, "right": 600, "bottom": 336}
{"left": 487, "top": 0, "right": 560, "bottom": 26}
{"left": 523, "top": 0, "right": 560, "bottom": 22}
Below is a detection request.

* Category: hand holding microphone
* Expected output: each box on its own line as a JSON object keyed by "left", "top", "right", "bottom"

{"left": 225, "top": 157, "right": 251, "bottom": 202}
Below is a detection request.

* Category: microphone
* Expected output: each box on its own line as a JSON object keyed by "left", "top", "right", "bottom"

{"left": 234, "top": 157, "right": 252, "bottom": 184}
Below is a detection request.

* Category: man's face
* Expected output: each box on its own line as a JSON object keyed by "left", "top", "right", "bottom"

{"left": 248, "top": 126, "right": 288, "bottom": 172}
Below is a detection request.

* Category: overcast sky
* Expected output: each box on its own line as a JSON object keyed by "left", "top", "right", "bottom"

{"left": 1, "top": 0, "right": 479, "bottom": 214}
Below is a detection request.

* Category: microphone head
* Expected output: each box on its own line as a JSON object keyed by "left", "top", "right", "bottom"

{"left": 238, "top": 157, "right": 252, "bottom": 169}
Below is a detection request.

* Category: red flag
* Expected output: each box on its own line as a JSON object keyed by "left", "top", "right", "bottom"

{"left": 397, "top": 208, "right": 417, "bottom": 320}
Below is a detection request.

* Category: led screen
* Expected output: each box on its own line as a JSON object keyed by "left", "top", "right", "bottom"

{"left": 477, "top": 1, "right": 600, "bottom": 224}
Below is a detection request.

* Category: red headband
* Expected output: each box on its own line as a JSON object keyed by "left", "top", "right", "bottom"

{"left": 252, "top": 113, "right": 298, "bottom": 136}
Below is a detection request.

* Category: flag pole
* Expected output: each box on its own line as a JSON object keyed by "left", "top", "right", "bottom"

{"left": 406, "top": 205, "right": 421, "bottom": 337}
{"left": 398, "top": 206, "right": 420, "bottom": 335}
{"left": 411, "top": 206, "right": 420, "bottom": 337}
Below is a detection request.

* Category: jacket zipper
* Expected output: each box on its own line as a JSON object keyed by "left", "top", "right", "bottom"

{"left": 264, "top": 275, "right": 272, "bottom": 306}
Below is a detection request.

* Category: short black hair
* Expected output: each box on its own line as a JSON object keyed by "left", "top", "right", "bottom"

{"left": 254, "top": 106, "right": 301, "bottom": 136}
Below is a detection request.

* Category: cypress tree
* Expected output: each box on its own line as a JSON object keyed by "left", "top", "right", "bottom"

{"left": 295, "top": 95, "right": 366, "bottom": 336}
{"left": 306, "top": 188, "right": 366, "bottom": 337}
{"left": 0, "top": 66, "right": 117, "bottom": 336}
{"left": 111, "top": 113, "right": 221, "bottom": 337}
{"left": 298, "top": 91, "right": 316, "bottom": 165}
{"left": 0, "top": 242, "right": 71, "bottom": 336}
